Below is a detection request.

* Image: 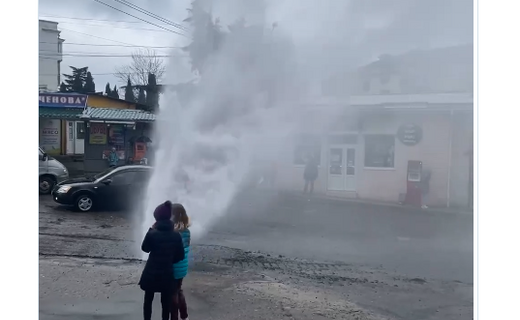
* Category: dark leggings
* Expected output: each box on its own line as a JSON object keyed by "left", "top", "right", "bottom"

{"left": 171, "top": 278, "right": 188, "bottom": 320}
{"left": 143, "top": 290, "right": 171, "bottom": 320}
{"left": 304, "top": 179, "right": 315, "bottom": 194}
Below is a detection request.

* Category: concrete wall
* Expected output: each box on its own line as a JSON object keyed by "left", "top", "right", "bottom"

{"left": 356, "top": 111, "right": 452, "bottom": 206}
{"left": 83, "top": 123, "right": 152, "bottom": 173}
{"left": 39, "top": 20, "right": 62, "bottom": 91}
{"left": 449, "top": 112, "right": 473, "bottom": 208}
{"left": 275, "top": 134, "right": 329, "bottom": 194}
{"left": 364, "top": 75, "right": 402, "bottom": 95}
{"left": 277, "top": 109, "right": 473, "bottom": 208}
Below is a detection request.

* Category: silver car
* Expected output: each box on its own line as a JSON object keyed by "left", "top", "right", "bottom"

{"left": 39, "top": 147, "right": 69, "bottom": 194}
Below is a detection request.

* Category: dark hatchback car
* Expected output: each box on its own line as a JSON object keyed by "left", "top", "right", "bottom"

{"left": 51, "top": 165, "right": 152, "bottom": 212}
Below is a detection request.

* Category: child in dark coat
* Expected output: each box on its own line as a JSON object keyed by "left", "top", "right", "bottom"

{"left": 139, "top": 201, "right": 185, "bottom": 320}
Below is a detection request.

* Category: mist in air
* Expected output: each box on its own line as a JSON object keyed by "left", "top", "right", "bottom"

{"left": 137, "top": 0, "right": 473, "bottom": 254}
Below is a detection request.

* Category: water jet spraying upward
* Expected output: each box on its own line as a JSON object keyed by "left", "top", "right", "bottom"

{"left": 137, "top": 4, "right": 301, "bottom": 256}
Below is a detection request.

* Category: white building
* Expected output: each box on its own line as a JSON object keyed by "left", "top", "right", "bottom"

{"left": 39, "top": 20, "right": 64, "bottom": 92}
{"left": 322, "top": 44, "right": 473, "bottom": 96}
{"left": 271, "top": 45, "right": 474, "bottom": 209}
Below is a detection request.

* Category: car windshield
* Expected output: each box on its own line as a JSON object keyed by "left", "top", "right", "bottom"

{"left": 93, "top": 167, "right": 117, "bottom": 181}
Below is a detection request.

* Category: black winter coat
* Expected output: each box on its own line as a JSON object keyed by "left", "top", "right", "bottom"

{"left": 304, "top": 160, "right": 318, "bottom": 181}
{"left": 138, "top": 220, "right": 185, "bottom": 293}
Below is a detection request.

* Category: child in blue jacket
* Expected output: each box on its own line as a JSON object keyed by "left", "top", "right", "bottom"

{"left": 170, "top": 203, "right": 191, "bottom": 320}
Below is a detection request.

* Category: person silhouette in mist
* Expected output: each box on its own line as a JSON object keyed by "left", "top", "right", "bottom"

{"left": 420, "top": 169, "right": 432, "bottom": 209}
{"left": 145, "top": 143, "right": 154, "bottom": 166}
{"left": 303, "top": 154, "right": 319, "bottom": 194}
{"left": 139, "top": 201, "right": 185, "bottom": 320}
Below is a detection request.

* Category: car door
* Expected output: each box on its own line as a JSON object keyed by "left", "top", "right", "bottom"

{"left": 39, "top": 148, "right": 48, "bottom": 174}
{"left": 131, "top": 170, "right": 151, "bottom": 194}
{"left": 126, "top": 170, "right": 152, "bottom": 210}
{"left": 97, "top": 170, "right": 136, "bottom": 208}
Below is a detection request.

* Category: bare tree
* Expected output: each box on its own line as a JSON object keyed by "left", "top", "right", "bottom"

{"left": 114, "top": 49, "right": 166, "bottom": 86}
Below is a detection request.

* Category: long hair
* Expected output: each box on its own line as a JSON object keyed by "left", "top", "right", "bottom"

{"left": 171, "top": 203, "right": 190, "bottom": 231}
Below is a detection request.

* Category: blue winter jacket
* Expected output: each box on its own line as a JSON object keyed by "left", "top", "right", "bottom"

{"left": 108, "top": 151, "right": 119, "bottom": 166}
{"left": 173, "top": 228, "right": 190, "bottom": 279}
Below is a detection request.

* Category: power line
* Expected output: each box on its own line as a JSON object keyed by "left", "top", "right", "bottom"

{"left": 39, "top": 48, "right": 174, "bottom": 56}
{"left": 40, "top": 72, "right": 159, "bottom": 76}
{"left": 112, "top": 0, "right": 189, "bottom": 32}
{"left": 40, "top": 73, "right": 112, "bottom": 76}
{"left": 40, "top": 55, "right": 171, "bottom": 58}
{"left": 39, "top": 41, "right": 182, "bottom": 49}
{"left": 92, "top": 0, "right": 189, "bottom": 37}
{"left": 39, "top": 53, "right": 186, "bottom": 58}
{"left": 53, "top": 21, "right": 173, "bottom": 33}
{"left": 59, "top": 27, "right": 144, "bottom": 46}
{"left": 39, "top": 14, "right": 149, "bottom": 24}
{"left": 40, "top": 50, "right": 171, "bottom": 56}
{"left": 39, "top": 54, "right": 141, "bottom": 59}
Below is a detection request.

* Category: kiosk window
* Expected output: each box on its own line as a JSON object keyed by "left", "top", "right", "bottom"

{"left": 364, "top": 135, "right": 395, "bottom": 168}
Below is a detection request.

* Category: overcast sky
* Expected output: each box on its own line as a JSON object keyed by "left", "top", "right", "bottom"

{"left": 39, "top": 0, "right": 473, "bottom": 91}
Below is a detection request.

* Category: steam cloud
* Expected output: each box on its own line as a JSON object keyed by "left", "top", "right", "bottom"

{"left": 136, "top": 0, "right": 473, "bottom": 257}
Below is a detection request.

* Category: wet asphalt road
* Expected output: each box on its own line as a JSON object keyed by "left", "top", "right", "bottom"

{"left": 204, "top": 191, "right": 473, "bottom": 284}
{"left": 40, "top": 190, "right": 473, "bottom": 283}
{"left": 39, "top": 191, "right": 473, "bottom": 320}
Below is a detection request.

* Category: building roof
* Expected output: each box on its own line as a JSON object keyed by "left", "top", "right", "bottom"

{"left": 39, "top": 19, "right": 59, "bottom": 25}
{"left": 39, "top": 107, "right": 84, "bottom": 119}
{"left": 86, "top": 93, "right": 151, "bottom": 110}
{"left": 302, "top": 92, "right": 473, "bottom": 110}
{"left": 80, "top": 107, "right": 155, "bottom": 122}
{"left": 348, "top": 92, "right": 473, "bottom": 106}
{"left": 324, "top": 44, "right": 473, "bottom": 96}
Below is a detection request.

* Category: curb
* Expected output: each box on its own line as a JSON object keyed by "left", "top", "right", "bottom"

{"left": 280, "top": 191, "right": 473, "bottom": 217}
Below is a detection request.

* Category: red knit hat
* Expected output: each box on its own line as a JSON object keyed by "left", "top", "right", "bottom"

{"left": 153, "top": 201, "right": 172, "bottom": 221}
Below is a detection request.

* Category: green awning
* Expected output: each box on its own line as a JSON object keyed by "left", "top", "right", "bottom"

{"left": 83, "top": 107, "right": 155, "bottom": 122}
{"left": 39, "top": 107, "right": 84, "bottom": 120}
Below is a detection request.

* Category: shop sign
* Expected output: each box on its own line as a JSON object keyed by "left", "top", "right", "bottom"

{"left": 397, "top": 124, "right": 422, "bottom": 146}
{"left": 39, "top": 119, "right": 61, "bottom": 155}
{"left": 89, "top": 123, "right": 107, "bottom": 145}
{"left": 39, "top": 93, "right": 87, "bottom": 108}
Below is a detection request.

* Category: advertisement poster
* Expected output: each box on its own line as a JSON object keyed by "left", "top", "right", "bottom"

{"left": 108, "top": 125, "right": 125, "bottom": 147}
{"left": 39, "top": 119, "right": 61, "bottom": 155}
{"left": 102, "top": 150, "right": 125, "bottom": 160}
{"left": 89, "top": 123, "right": 107, "bottom": 145}
{"left": 397, "top": 124, "right": 423, "bottom": 146}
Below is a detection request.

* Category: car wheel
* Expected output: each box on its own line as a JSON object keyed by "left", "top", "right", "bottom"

{"left": 39, "top": 176, "right": 55, "bottom": 194}
{"left": 75, "top": 194, "right": 95, "bottom": 212}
